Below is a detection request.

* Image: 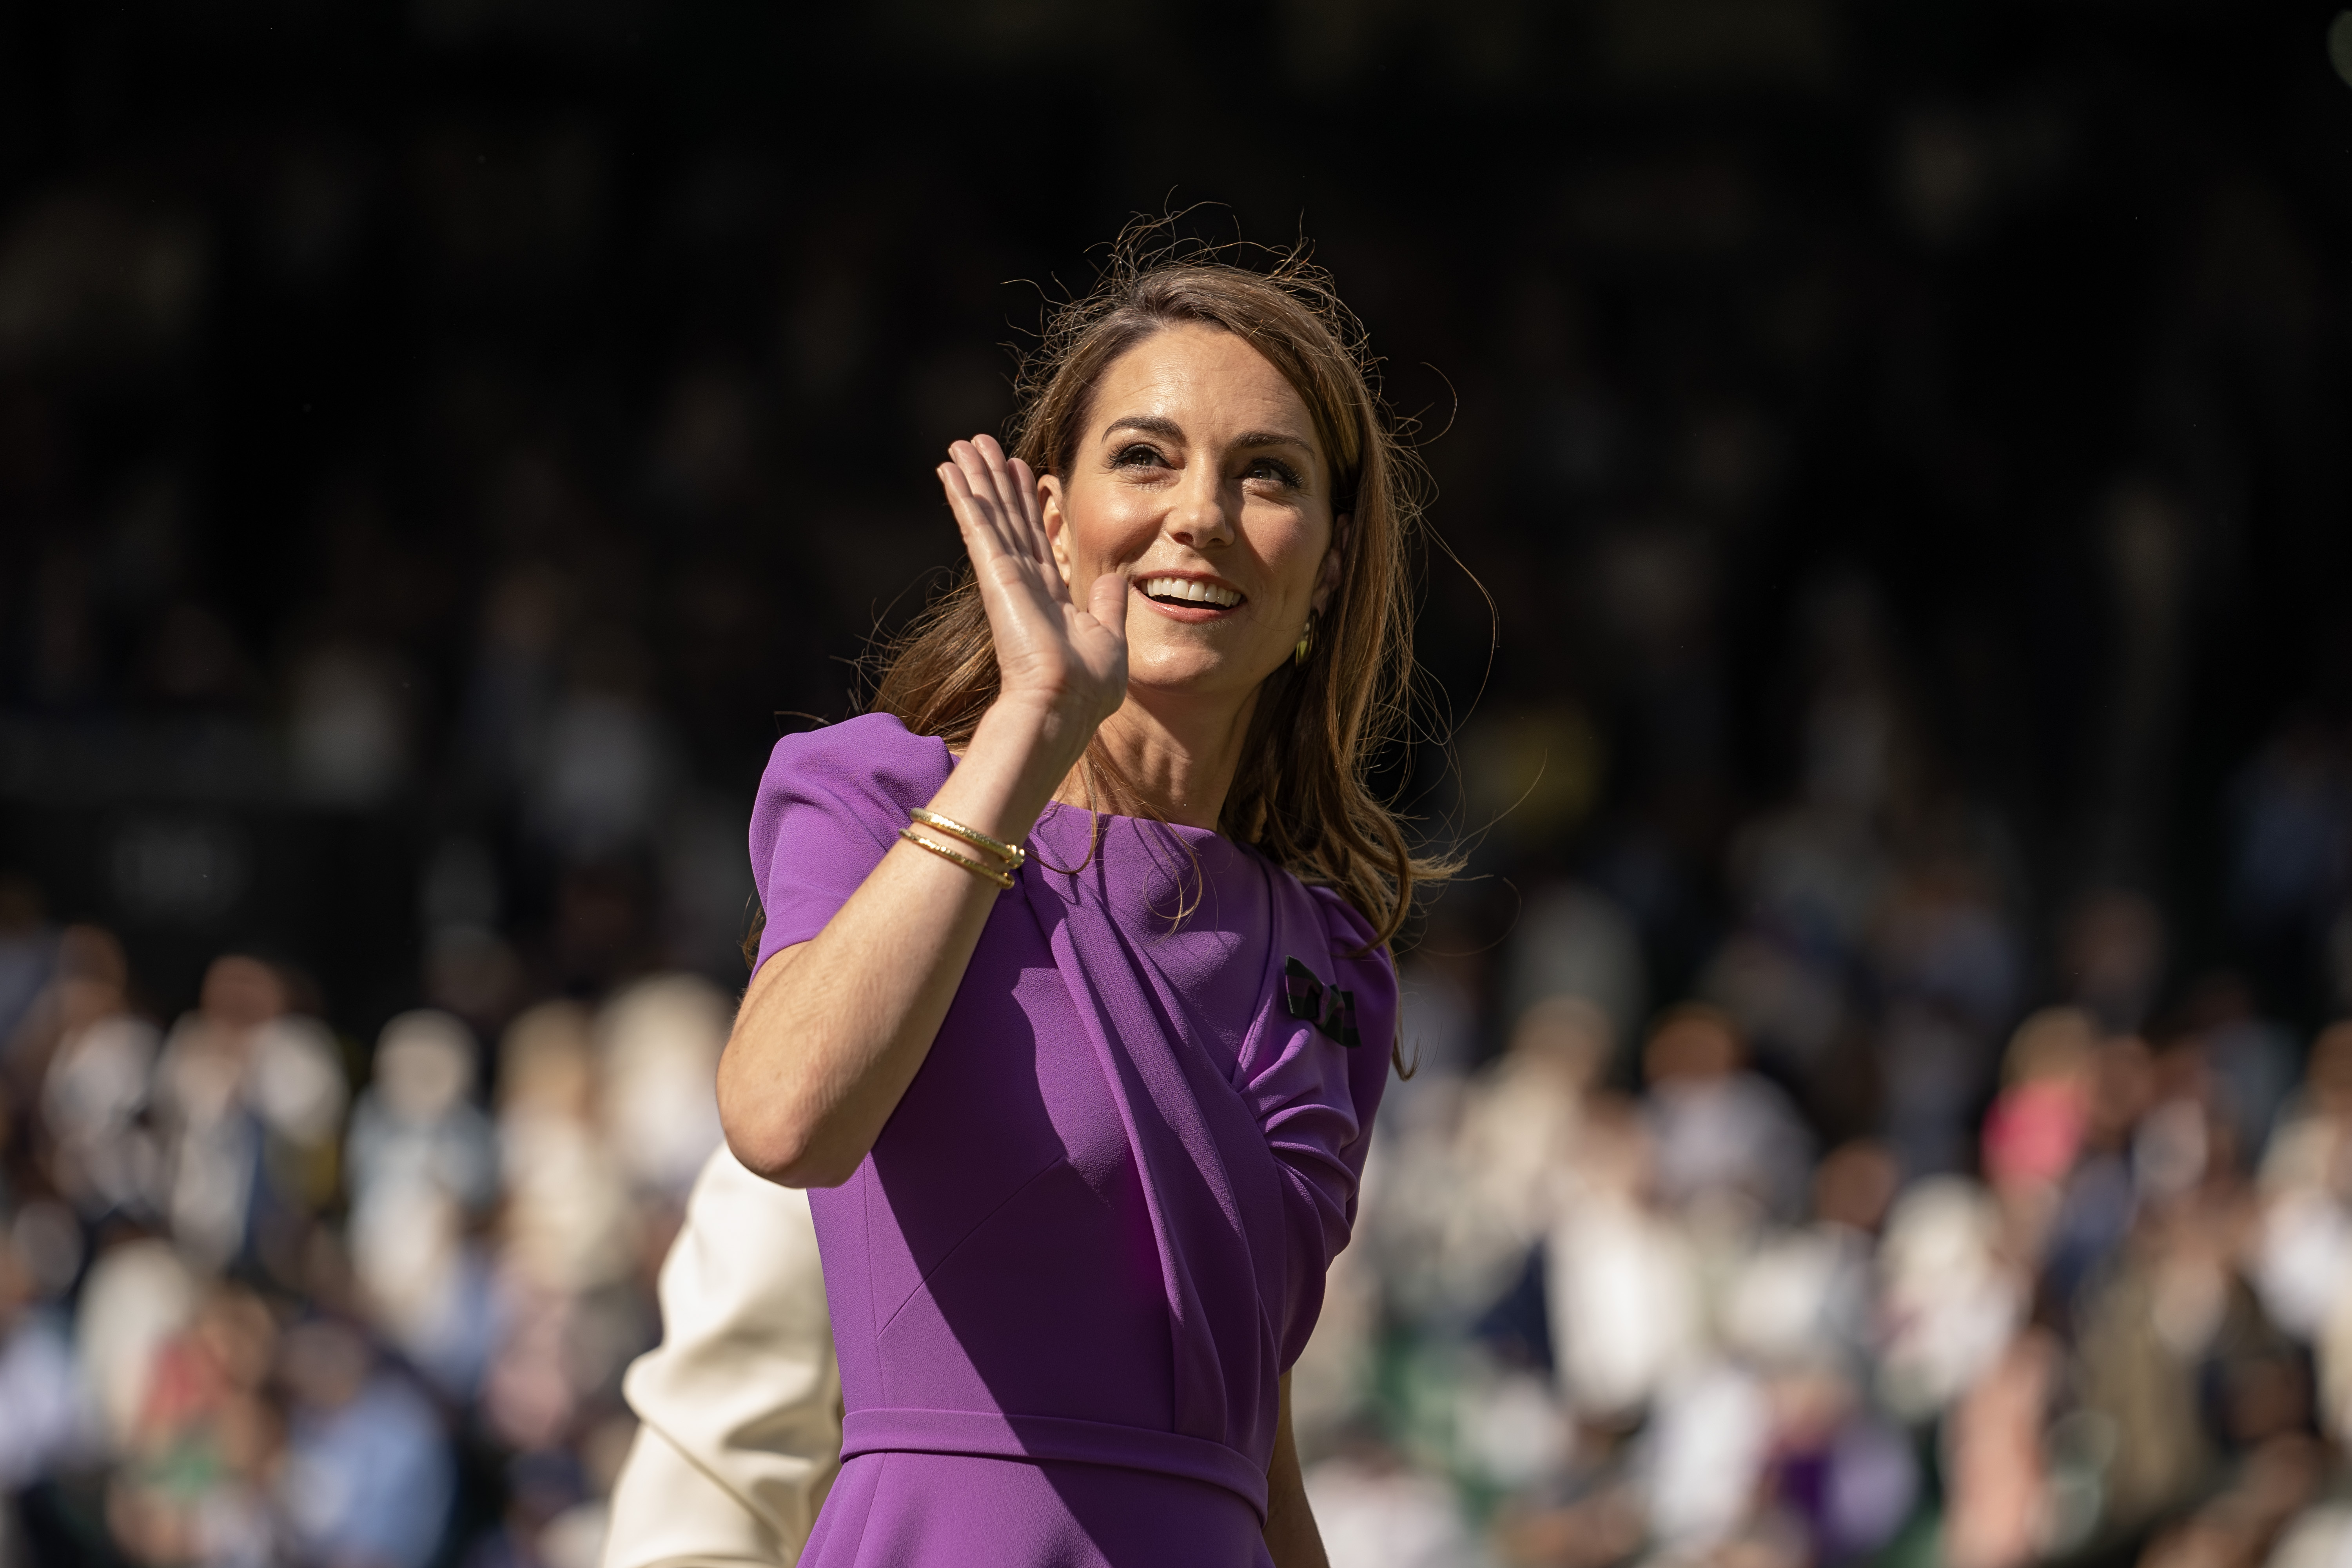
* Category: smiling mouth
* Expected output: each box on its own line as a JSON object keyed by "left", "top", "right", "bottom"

{"left": 1138, "top": 576, "right": 1245, "bottom": 610}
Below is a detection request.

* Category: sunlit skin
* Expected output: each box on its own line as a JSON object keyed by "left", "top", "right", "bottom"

{"left": 714, "top": 322, "right": 1347, "bottom": 1565}
{"left": 1038, "top": 321, "right": 1346, "bottom": 823}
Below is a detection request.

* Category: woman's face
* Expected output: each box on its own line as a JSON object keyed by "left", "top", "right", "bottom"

{"left": 1042, "top": 323, "right": 1345, "bottom": 709}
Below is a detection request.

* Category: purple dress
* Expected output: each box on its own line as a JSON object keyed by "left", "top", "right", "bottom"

{"left": 747, "top": 714, "right": 1394, "bottom": 1567}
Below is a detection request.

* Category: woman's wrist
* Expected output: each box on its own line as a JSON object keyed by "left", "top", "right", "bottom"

{"left": 939, "top": 691, "right": 1105, "bottom": 842}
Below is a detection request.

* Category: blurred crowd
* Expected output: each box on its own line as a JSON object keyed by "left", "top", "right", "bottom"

{"left": 1268, "top": 365, "right": 2352, "bottom": 1567}
{"left": 0, "top": 933, "right": 730, "bottom": 1568}
{"left": 1278, "top": 562, "right": 2352, "bottom": 1564}
{"left": 7, "top": 709, "right": 2352, "bottom": 1568}
{"left": 1288, "top": 772, "right": 2352, "bottom": 1568}
{"left": 1296, "top": 933, "right": 2352, "bottom": 1568}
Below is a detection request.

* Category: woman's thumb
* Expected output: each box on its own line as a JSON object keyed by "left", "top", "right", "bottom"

{"left": 1088, "top": 572, "right": 1128, "bottom": 635}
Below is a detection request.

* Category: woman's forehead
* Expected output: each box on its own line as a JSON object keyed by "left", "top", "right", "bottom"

{"left": 1091, "top": 325, "right": 1318, "bottom": 446}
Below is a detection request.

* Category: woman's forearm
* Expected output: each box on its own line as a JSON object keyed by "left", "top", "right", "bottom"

{"left": 1263, "top": 1372, "right": 1329, "bottom": 1568}
{"left": 716, "top": 693, "right": 1093, "bottom": 1187}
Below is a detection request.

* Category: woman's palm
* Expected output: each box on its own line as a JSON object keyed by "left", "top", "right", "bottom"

{"left": 938, "top": 436, "right": 1127, "bottom": 724}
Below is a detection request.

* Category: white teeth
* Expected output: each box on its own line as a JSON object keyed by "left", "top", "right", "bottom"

{"left": 1142, "top": 577, "right": 1241, "bottom": 608}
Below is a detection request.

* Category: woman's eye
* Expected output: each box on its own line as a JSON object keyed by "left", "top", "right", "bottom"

{"left": 1112, "top": 444, "right": 1166, "bottom": 469}
{"left": 1246, "top": 459, "right": 1301, "bottom": 486}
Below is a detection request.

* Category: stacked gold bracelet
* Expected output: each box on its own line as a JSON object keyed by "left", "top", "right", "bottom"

{"left": 898, "top": 806, "right": 1027, "bottom": 891}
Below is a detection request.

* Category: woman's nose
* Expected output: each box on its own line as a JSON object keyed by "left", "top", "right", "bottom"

{"left": 1165, "top": 469, "right": 1235, "bottom": 549}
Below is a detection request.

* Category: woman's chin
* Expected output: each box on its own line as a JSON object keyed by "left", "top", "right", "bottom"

{"left": 1122, "top": 647, "right": 1276, "bottom": 706}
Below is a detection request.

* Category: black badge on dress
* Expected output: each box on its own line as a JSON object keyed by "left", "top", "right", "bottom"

{"left": 1282, "top": 956, "right": 1360, "bottom": 1048}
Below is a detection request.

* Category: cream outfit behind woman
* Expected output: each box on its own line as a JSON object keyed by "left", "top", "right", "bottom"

{"left": 603, "top": 1145, "right": 842, "bottom": 1568}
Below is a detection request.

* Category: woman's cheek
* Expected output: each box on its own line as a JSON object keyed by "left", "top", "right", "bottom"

{"left": 1250, "top": 506, "right": 1325, "bottom": 574}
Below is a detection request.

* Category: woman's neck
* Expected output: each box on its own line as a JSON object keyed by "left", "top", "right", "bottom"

{"left": 1057, "top": 687, "right": 1259, "bottom": 829}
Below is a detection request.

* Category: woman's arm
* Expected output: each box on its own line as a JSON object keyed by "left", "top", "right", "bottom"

{"left": 1263, "top": 1372, "right": 1329, "bottom": 1568}
{"left": 717, "top": 436, "right": 1126, "bottom": 1188}
{"left": 718, "top": 693, "right": 1080, "bottom": 1186}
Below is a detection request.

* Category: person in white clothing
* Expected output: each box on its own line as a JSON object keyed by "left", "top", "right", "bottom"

{"left": 602, "top": 1145, "right": 842, "bottom": 1568}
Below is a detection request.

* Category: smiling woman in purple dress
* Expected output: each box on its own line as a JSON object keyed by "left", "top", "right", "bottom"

{"left": 715, "top": 241, "right": 1442, "bottom": 1568}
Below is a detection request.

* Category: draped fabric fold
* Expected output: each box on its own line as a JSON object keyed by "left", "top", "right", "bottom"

{"left": 1020, "top": 853, "right": 1285, "bottom": 1457}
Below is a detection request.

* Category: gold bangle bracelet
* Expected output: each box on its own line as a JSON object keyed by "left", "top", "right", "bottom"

{"left": 898, "top": 827, "right": 1015, "bottom": 889}
{"left": 909, "top": 807, "right": 1027, "bottom": 871}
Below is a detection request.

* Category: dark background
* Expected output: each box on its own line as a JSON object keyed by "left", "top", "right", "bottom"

{"left": 4, "top": 0, "right": 2351, "bottom": 1069}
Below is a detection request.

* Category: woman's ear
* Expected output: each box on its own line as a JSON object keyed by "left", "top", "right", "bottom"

{"left": 1311, "top": 512, "right": 1350, "bottom": 615}
{"left": 1041, "top": 472, "right": 1073, "bottom": 589}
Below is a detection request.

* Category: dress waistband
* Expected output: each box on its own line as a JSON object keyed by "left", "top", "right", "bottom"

{"left": 839, "top": 1407, "right": 1269, "bottom": 1521}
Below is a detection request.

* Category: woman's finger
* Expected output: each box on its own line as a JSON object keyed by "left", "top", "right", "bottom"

{"left": 965, "top": 434, "right": 1009, "bottom": 497}
{"left": 936, "top": 461, "right": 992, "bottom": 548}
{"left": 969, "top": 436, "right": 1031, "bottom": 546}
{"left": 986, "top": 452, "right": 1043, "bottom": 564}
{"left": 943, "top": 478, "right": 1029, "bottom": 598}
{"left": 944, "top": 453, "right": 1061, "bottom": 623}
{"left": 942, "top": 446, "right": 1016, "bottom": 559}
{"left": 945, "top": 439, "right": 1082, "bottom": 644}
{"left": 945, "top": 439, "right": 995, "bottom": 508}
{"left": 952, "top": 439, "right": 1053, "bottom": 588}
{"left": 1005, "top": 456, "right": 1047, "bottom": 555}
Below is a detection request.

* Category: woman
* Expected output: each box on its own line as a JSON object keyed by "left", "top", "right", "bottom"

{"left": 717, "top": 244, "right": 1438, "bottom": 1567}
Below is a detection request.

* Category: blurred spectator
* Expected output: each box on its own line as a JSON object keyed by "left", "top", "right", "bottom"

{"left": 105, "top": 1284, "right": 282, "bottom": 1567}
{"left": 347, "top": 1008, "right": 498, "bottom": 1396}
{"left": 276, "top": 1318, "right": 453, "bottom": 1568}
{"left": 1545, "top": 1096, "right": 1702, "bottom": 1421}
{"left": 37, "top": 926, "right": 163, "bottom": 1221}
{"left": 492, "top": 1001, "right": 634, "bottom": 1301}
{"left": 593, "top": 974, "right": 728, "bottom": 1203}
{"left": 2252, "top": 1022, "right": 2352, "bottom": 1443}
{"left": 1640, "top": 1003, "right": 1812, "bottom": 1220}
{"left": 1305, "top": 1452, "right": 1479, "bottom": 1568}
{"left": 76, "top": 1238, "right": 201, "bottom": 1460}
{"left": 1874, "top": 1176, "right": 2024, "bottom": 1421}
{"left": 1460, "top": 995, "right": 1614, "bottom": 1258}
{"left": 0, "top": 1196, "right": 96, "bottom": 1494}
{"left": 151, "top": 956, "right": 345, "bottom": 1275}
{"left": 1943, "top": 1328, "right": 2062, "bottom": 1568}
{"left": 1981, "top": 1006, "right": 2099, "bottom": 1256}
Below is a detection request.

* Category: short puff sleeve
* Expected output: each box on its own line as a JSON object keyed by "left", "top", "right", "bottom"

{"left": 748, "top": 714, "right": 954, "bottom": 971}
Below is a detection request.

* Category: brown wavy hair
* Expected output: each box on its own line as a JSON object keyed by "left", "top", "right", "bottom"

{"left": 869, "top": 232, "right": 1450, "bottom": 967}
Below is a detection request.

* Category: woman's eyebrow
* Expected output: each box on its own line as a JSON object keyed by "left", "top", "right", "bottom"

{"left": 1100, "top": 416, "right": 1314, "bottom": 456}
{"left": 1230, "top": 430, "right": 1315, "bottom": 455}
{"left": 1102, "top": 415, "right": 1184, "bottom": 442}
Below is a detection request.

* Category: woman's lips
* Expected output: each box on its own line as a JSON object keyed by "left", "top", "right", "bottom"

{"left": 1134, "top": 573, "right": 1246, "bottom": 621}
{"left": 1138, "top": 581, "right": 1251, "bottom": 621}
{"left": 1138, "top": 574, "right": 1243, "bottom": 608}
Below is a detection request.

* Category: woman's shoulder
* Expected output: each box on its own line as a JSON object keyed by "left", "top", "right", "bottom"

{"left": 1262, "top": 862, "right": 1394, "bottom": 986}
{"left": 755, "top": 712, "right": 953, "bottom": 826}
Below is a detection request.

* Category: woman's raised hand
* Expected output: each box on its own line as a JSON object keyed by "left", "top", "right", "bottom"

{"left": 938, "top": 435, "right": 1127, "bottom": 731}
{"left": 722, "top": 438, "right": 1129, "bottom": 1188}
